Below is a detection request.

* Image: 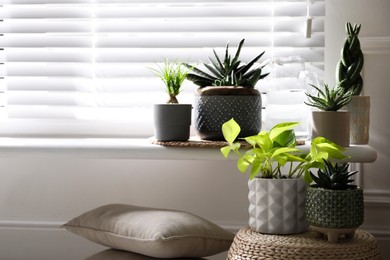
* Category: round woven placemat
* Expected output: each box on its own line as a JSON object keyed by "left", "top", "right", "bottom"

{"left": 150, "top": 137, "right": 305, "bottom": 148}
{"left": 227, "top": 227, "right": 382, "bottom": 260}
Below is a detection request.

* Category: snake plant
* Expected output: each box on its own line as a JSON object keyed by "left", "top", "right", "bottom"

{"left": 336, "top": 22, "right": 364, "bottom": 96}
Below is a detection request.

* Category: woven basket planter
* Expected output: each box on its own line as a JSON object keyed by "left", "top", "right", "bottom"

{"left": 306, "top": 186, "right": 364, "bottom": 242}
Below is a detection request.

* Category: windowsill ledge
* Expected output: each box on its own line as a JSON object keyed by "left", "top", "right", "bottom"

{"left": 0, "top": 137, "right": 378, "bottom": 163}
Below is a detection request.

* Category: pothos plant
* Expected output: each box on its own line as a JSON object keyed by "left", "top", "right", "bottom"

{"left": 220, "top": 118, "right": 348, "bottom": 183}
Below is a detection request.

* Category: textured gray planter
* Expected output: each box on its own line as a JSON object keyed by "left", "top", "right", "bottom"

{"left": 344, "top": 96, "right": 370, "bottom": 144}
{"left": 194, "top": 87, "right": 262, "bottom": 140}
{"left": 248, "top": 178, "right": 308, "bottom": 234}
{"left": 311, "top": 110, "right": 350, "bottom": 147}
{"left": 154, "top": 104, "right": 192, "bottom": 141}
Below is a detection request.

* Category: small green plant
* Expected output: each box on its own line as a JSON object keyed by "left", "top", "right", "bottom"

{"left": 149, "top": 59, "right": 191, "bottom": 104}
{"left": 310, "top": 159, "right": 358, "bottom": 190}
{"left": 184, "top": 39, "right": 269, "bottom": 89}
{"left": 220, "top": 118, "right": 348, "bottom": 181}
{"left": 305, "top": 83, "right": 352, "bottom": 111}
{"left": 336, "top": 22, "right": 364, "bottom": 96}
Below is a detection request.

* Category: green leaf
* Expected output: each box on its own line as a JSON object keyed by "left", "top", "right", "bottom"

{"left": 311, "top": 137, "right": 348, "bottom": 160}
{"left": 273, "top": 129, "right": 296, "bottom": 148}
{"left": 285, "top": 153, "right": 306, "bottom": 163}
{"left": 304, "top": 171, "right": 313, "bottom": 184}
{"left": 271, "top": 147, "right": 300, "bottom": 158}
{"left": 238, "top": 155, "right": 253, "bottom": 174}
{"left": 221, "top": 118, "right": 241, "bottom": 144}
{"left": 249, "top": 158, "right": 262, "bottom": 180}
{"left": 269, "top": 122, "right": 299, "bottom": 141}
{"left": 244, "top": 132, "right": 272, "bottom": 152}
{"left": 220, "top": 146, "right": 232, "bottom": 158}
{"left": 232, "top": 39, "right": 245, "bottom": 64}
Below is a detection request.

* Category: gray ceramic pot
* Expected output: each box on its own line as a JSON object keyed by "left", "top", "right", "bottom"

{"left": 154, "top": 104, "right": 192, "bottom": 141}
{"left": 311, "top": 110, "right": 350, "bottom": 146}
{"left": 194, "top": 87, "right": 262, "bottom": 140}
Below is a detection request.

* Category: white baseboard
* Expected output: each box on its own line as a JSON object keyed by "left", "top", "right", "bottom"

{"left": 1, "top": 218, "right": 389, "bottom": 258}
{"left": 0, "top": 218, "right": 246, "bottom": 233}
{"left": 0, "top": 218, "right": 388, "bottom": 239}
{"left": 0, "top": 219, "right": 65, "bottom": 230}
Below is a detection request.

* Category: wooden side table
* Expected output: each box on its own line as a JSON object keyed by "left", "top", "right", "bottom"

{"left": 227, "top": 227, "right": 382, "bottom": 260}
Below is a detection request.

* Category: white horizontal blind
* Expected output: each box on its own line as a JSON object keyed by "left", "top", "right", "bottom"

{"left": 0, "top": 0, "right": 325, "bottom": 137}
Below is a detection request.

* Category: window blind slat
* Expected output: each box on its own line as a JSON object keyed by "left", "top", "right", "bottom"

{"left": 0, "top": 0, "right": 325, "bottom": 137}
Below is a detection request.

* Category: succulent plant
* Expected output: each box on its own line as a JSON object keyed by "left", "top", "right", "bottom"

{"left": 336, "top": 22, "right": 364, "bottom": 96}
{"left": 310, "top": 159, "right": 358, "bottom": 190}
{"left": 184, "top": 39, "right": 269, "bottom": 89}
{"left": 305, "top": 82, "right": 352, "bottom": 111}
{"left": 149, "top": 59, "right": 191, "bottom": 104}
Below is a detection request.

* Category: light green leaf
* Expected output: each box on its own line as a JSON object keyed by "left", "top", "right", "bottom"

{"left": 222, "top": 118, "right": 241, "bottom": 144}
{"left": 304, "top": 171, "right": 313, "bottom": 184}
{"left": 220, "top": 146, "right": 232, "bottom": 158}
{"left": 311, "top": 136, "right": 348, "bottom": 160}
{"left": 237, "top": 155, "right": 253, "bottom": 173}
{"left": 269, "top": 122, "right": 300, "bottom": 141}
{"left": 271, "top": 147, "right": 300, "bottom": 158}
{"left": 249, "top": 159, "right": 262, "bottom": 180}
{"left": 244, "top": 132, "right": 272, "bottom": 152}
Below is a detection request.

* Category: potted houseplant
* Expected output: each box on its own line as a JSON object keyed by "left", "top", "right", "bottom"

{"left": 150, "top": 59, "right": 192, "bottom": 141}
{"left": 305, "top": 83, "right": 352, "bottom": 147}
{"left": 306, "top": 160, "right": 363, "bottom": 242}
{"left": 336, "top": 22, "right": 369, "bottom": 144}
{"left": 184, "top": 39, "right": 269, "bottom": 140}
{"left": 220, "top": 118, "right": 347, "bottom": 235}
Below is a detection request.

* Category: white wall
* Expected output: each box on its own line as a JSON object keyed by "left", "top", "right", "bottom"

{"left": 326, "top": 0, "right": 390, "bottom": 257}
{"left": 0, "top": 157, "right": 249, "bottom": 259}
{"left": 0, "top": 1, "right": 389, "bottom": 259}
{"left": 0, "top": 158, "right": 248, "bottom": 223}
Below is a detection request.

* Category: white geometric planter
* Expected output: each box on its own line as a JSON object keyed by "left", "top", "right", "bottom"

{"left": 248, "top": 178, "right": 308, "bottom": 234}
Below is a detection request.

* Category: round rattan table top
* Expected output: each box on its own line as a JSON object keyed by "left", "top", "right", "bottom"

{"left": 227, "top": 227, "right": 382, "bottom": 260}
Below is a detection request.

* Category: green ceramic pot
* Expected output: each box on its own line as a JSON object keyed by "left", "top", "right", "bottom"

{"left": 306, "top": 186, "right": 364, "bottom": 228}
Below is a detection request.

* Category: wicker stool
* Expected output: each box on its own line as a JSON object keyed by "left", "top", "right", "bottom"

{"left": 227, "top": 227, "right": 382, "bottom": 260}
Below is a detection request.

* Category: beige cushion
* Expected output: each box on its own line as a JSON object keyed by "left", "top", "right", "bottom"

{"left": 63, "top": 204, "right": 234, "bottom": 258}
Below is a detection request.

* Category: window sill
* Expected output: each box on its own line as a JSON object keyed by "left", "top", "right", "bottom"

{"left": 0, "top": 137, "right": 377, "bottom": 163}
